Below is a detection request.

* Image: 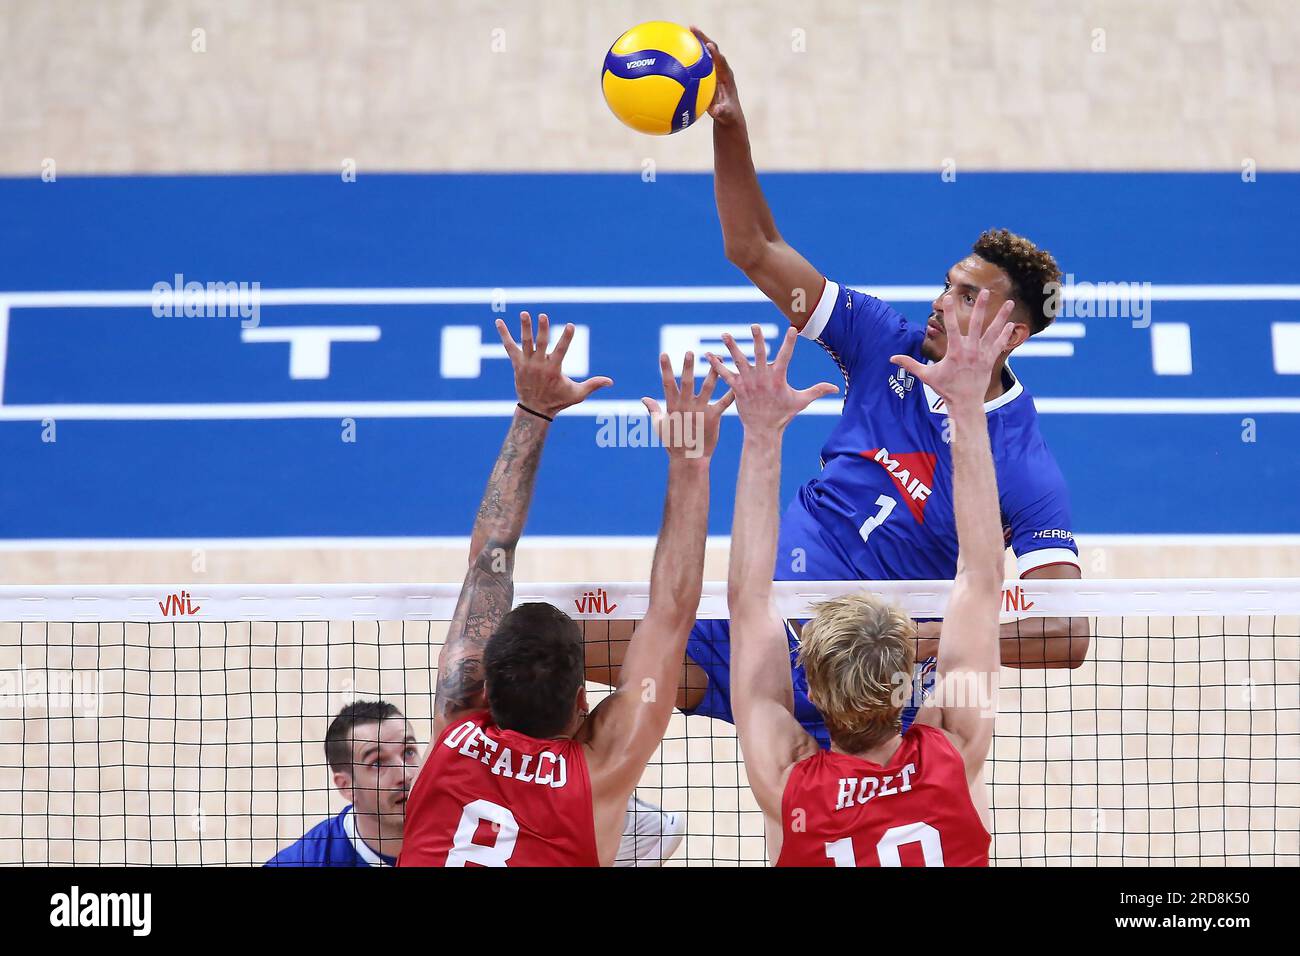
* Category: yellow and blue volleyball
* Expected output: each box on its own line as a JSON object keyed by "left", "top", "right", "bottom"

{"left": 601, "top": 21, "right": 716, "bottom": 135}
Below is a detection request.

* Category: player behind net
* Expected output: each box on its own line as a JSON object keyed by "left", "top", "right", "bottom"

{"left": 718, "top": 293, "right": 1012, "bottom": 866}
{"left": 399, "top": 312, "right": 732, "bottom": 866}
{"left": 265, "top": 700, "right": 418, "bottom": 867}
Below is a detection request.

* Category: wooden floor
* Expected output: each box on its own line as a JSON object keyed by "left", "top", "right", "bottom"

{"left": 2, "top": 540, "right": 1299, "bottom": 586}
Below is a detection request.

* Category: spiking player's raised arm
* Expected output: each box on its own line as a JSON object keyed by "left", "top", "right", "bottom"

{"left": 432, "top": 312, "right": 611, "bottom": 737}
{"left": 692, "top": 27, "right": 824, "bottom": 329}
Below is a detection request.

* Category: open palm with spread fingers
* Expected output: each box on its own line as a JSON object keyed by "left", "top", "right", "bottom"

{"left": 642, "top": 351, "right": 735, "bottom": 460}
{"left": 891, "top": 291, "right": 1015, "bottom": 410}
{"left": 495, "top": 311, "right": 613, "bottom": 417}
{"left": 707, "top": 325, "right": 838, "bottom": 432}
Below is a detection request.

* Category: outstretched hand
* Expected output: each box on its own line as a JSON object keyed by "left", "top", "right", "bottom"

{"left": 690, "top": 26, "right": 741, "bottom": 126}
{"left": 642, "top": 351, "right": 735, "bottom": 460}
{"left": 891, "top": 291, "right": 1014, "bottom": 411}
{"left": 707, "top": 325, "right": 838, "bottom": 433}
{"left": 496, "top": 311, "right": 613, "bottom": 417}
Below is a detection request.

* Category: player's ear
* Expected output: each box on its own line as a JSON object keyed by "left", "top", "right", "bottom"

{"left": 333, "top": 770, "right": 354, "bottom": 802}
{"left": 1007, "top": 318, "right": 1033, "bottom": 350}
{"left": 576, "top": 685, "right": 588, "bottom": 718}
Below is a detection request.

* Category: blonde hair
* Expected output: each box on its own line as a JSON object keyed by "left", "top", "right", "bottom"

{"left": 796, "top": 592, "right": 918, "bottom": 751}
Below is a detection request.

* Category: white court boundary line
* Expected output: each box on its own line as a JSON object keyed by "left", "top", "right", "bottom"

{"left": 1, "top": 285, "right": 1299, "bottom": 418}
{"left": 0, "top": 534, "right": 1297, "bottom": 552}
{"left": 0, "top": 300, "right": 8, "bottom": 407}
{"left": 4, "top": 284, "right": 1300, "bottom": 308}
{"left": 2, "top": 397, "right": 1299, "bottom": 419}
{"left": 1, "top": 578, "right": 1297, "bottom": 621}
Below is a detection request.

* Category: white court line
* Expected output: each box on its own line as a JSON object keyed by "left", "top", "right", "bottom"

{"left": 1, "top": 285, "right": 1295, "bottom": 419}
{"left": 1032, "top": 397, "right": 1300, "bottom": 413}
{"left": 2, "top": 284, "right": 1300, "bottom": 309}
{"left": 1039, "top": 322, "right": 1086, "bottom": 337}
{"left": 2, "top": 396, "right": 1299, "bottom": 420}
{"left": 1016, "top": 343, "right": 1076, "bottom": 358}
{"left": 0, "top": 534, "right": 1296, "bottom": 552}
{"left": 0, "top": 301, "right": 8, "bottom": 406}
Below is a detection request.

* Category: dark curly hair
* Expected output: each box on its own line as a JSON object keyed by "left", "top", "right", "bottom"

{"left": 971, "top": 228, "right": 1062, "bottom": 334}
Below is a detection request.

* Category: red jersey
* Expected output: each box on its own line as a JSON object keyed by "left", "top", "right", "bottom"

{"left": 398, "top": 710, "right": 599, "bottom": 867}
{"left": 775, "top": 723, "right": 990, "bottom": 867}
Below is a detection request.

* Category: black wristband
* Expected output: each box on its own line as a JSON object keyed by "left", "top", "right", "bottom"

{"left": 517, "top": 402, "right": 554, "bottom": 422}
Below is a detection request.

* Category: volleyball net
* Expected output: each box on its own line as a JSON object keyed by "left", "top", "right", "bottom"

{"left": 1, "top": 579, "right": 1296, "bottom": 867}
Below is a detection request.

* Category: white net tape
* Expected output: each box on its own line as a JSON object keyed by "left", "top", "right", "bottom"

{"left": 1, "top": 578, "right": 1298, "bottom": 622}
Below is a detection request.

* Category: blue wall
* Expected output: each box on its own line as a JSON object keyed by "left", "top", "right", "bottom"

{"left": 1, "top": 172, "right": 1296, "bottom": 538}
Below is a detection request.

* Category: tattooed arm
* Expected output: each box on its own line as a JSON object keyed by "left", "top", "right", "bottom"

{"left": 432, "top": 311, "right": 612, "bottom": 738}
{"left": 433, "top": 410, "right": 544, "bottom": 732}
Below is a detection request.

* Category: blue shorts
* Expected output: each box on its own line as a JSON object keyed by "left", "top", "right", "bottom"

{"left": 685, "top": 618, "right": 832, "bottom": 748}
{"left": 683, "top": 620, "right": 936, "bottom": 747}
{"left": 682, "top": 485, "right": 937, "bottom": 745}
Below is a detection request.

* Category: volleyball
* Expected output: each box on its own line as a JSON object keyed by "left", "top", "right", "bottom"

{"left": 601, "top": 21, "right": 717, "bottom": 135}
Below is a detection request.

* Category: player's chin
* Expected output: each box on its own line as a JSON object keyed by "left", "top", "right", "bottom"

{"left": 920, "top": 337, "right": 945, "bottom": 362}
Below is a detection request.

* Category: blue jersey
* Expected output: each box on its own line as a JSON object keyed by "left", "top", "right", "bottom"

{"left": 682, "top": 280, "right": 1078, "bottom": 738}
{"left": 265, "top": 805, "right": 396, "bottom": 867}
{"left": 785, "top": 279, "right": 1079, "bottom": 581}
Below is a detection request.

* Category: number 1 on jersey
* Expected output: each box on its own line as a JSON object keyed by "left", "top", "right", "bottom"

{"left": 858, "top": 494, "right": 896, "bottom": 543}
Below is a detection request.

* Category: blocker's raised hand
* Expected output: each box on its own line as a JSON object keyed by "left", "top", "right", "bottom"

{"left": 891, "top": 291, "right": 1014, "bottom": 412}
{"left": 496, "top": 311, "right": 613, "bottom": 417}
{"left": 706, "top": 325, "right": 838, "bottom": 433}
{"left": 642, "top": 351, "right": 735, "bottom": 460}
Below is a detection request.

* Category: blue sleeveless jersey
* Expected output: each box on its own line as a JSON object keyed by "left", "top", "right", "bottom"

{"left": 780, "top": 279, "right": 1079, "bottom": 581}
